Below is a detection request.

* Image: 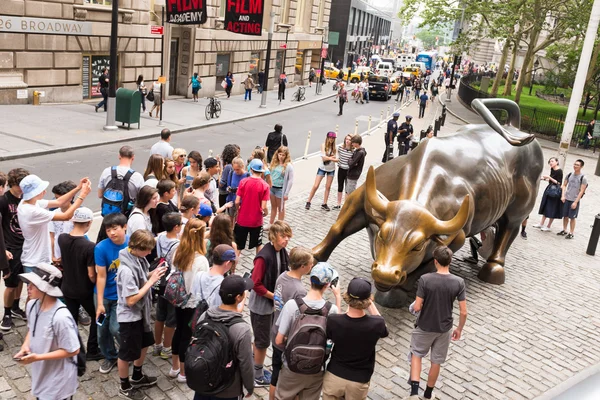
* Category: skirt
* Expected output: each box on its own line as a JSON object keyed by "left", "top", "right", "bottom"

{"left": 538, "top": 185, "right": 563, "bottom": 219}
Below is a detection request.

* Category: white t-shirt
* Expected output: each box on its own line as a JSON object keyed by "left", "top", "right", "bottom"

{"left": 17, "top": 200, "right": 56, "bottom": 267}
{"left": 126, "top": 208, "right": 152, "bottom": 236}
{"left": 98, "top": 166, "right": 145, "bottom": 204}
{"left": 49, "top": 220, "right": 74, "bottom": 260}
{"left": 150, "top": 140, "right": 174, "bottom": 159}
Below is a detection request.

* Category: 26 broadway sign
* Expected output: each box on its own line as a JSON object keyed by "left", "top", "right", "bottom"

{"left": 167, "top": 0, "right": 208, "bottom": 25}
{"left": 0, "top": 16, "right": 92, "bottom": 35}
{"left": 225, "top": 0, "right": 264, "bottom": 36}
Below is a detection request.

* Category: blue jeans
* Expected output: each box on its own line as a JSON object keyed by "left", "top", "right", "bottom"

{"left": 95, "top": 297, "right": 120, "bottom": 361}
{"left": 245, "top": 88, "right": 252, "bottom": 100}
{"left": 364, "top": 90, "right": 369, "bottom": 102}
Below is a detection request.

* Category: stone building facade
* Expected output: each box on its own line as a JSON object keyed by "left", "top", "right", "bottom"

{"left": 0, "top": 0, "right": 331, "bottom": 104}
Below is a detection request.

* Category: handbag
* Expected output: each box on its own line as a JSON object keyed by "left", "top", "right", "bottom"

{"left": 547, "top": 184, "right": 562, "bottom": 198}
{"left": 221, "top": 79, "right": 228, "bottom": 89}
{"left": 146, "top": 90, "right": 155, "bottom": 101}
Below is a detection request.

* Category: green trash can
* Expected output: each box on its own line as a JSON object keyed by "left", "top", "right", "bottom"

{"left": 115, "top": 88, "right": 141, "bottom": 130}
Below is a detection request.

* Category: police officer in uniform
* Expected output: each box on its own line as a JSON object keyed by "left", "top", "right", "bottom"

{"left": 398, "top": 115, "right": 414, "bottom": 156}
{"left": 382, "top": 112, "right": 400, "bottom": 163}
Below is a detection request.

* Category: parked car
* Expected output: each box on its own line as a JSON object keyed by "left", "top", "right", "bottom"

{"left": 368, "top": 75, "right": 392, "bottom": 100}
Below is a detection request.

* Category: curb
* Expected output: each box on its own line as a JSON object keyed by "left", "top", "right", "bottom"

{"left": 534, "top": 362, "right": 600, "bottom": 400}
{"left": 437, "top": 91, "right": 471, "bottom": 124}
{"left": 0, "top": 90, "right": 337, "bottom": 162}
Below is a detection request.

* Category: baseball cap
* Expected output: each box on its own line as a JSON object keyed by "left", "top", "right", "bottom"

{"left": 20, "top": 174, "right": 49, "bottom": 201}
{"left": 204, "top": 157, "right": 218, "bottom": 169}
{"left": 219, "top": 274, "right": 254, "bottom": 300}
{"left": 249, "top": 159, "right": 265, "bottom": 173}
{"left": 71, "top": 207, "right": 94, "bottom": 223}
{"left": 347, "top": 277, "right": 372, "bottom": 300}
{"left": 310, "top": 262, "right": 335, "bottom": 285}
{"left": 327, "top": 131, "right": 337, "bottom": 138}
{"left": 393, "top": 112, "right": 400, "bottom": 117}
{"left": 213, "top": 244, "right": 237, "bottom": 262}
{"left": 198, "top": 203, "right": 213, "bottom": 217}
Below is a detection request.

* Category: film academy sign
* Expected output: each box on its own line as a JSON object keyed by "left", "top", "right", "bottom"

{"left": 167, "top": 0, "right": 208, "bottom": 25}
{"left": 225, "top": 0, "right": 264, "bottom": 36}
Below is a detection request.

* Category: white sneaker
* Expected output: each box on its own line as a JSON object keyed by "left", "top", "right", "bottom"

{"left": 176, "top": 374, "right": 187, "bottom": 383}
{"left": 168, "top": 368, "right": 180, "bottom": 378}
{"left": 540, "top": 226, "right": 551, "bottom": 232}
{"left": 532, "top": 223, "right": 543, "bottom": 228}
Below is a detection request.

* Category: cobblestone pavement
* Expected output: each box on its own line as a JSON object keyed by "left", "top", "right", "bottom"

{"left": 0, "top": 111, "right": 599, "bottom": 400}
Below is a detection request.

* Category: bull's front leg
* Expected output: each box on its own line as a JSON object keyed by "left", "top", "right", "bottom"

{"left": 478, "top": 216, "right": 519, "bottom": 284}
{"left": 313, "top": 188, "right": 369, "bottom": 261}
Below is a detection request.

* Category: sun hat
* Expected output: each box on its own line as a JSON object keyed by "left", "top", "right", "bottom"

{"left": 19, "top": 263, "right": 63, "bottom": 297}
{"left": 71, "top": 207, "right": 94, "bottom": 223}
{"left": 20, "top": 175, "right": 49, "bottom": 201}
{"left": 310, "top": 262, "right": 335, "bottom": 285}
{"left": 249, "top": 159, "right": 265, "bottom": 173}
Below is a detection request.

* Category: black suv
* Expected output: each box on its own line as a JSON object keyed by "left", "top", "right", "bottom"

{"left": 368, "top": 75, "right": 392, "bottom": 100}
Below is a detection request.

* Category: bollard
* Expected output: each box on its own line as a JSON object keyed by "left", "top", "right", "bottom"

{"left": 367, "top": 115, "right": 372, "bottom": 135}
{"left": 394, "top": 101, "right": 397, "bottom": 111}
{"left": 303, "top": 130, "right": 312, "bottom": 159}
{"left": 208, "top": 149, "right": 213, "bottom": 157}
{"left": 335, "top": 124, "right": 339, "bottom": 135}
{"left": 434, "top": 117, "right": 440, "bottom": 136}
{"left": 587, "top": 214, "right": 600, "bottom": 255}
{"left": 441, "top": 110, "right": 446, "bottom": 126}
{"left": 386, "top": 105, "right": 390, "bottom": 119}
{"left": 380, "top": 110, "right": 384, "bottom": 123}
{"left": 33, "top": 91, "right": 40, "bottom": 106}
{"left": 354, "top": 120, "right": 358, "bottom": 135}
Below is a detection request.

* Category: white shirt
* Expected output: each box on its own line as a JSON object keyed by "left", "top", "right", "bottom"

{"left": 49, "top": 220, "right": 74, "bottom": 260}
{"left": 126, "top": 208, "right": 152, "bottom": 236}
{"left": 150, "top": 140, "right": 174, "bottom": 159}
{"left": 17, "top": 200, "right": 56, "bottom": 267}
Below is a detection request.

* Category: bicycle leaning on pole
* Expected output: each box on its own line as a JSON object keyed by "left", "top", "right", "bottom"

{"left": 292, "top": 86, "right": 306, "bottom": 102}
{"left": 205, "top": 96, "right": 221, "bottom": 120}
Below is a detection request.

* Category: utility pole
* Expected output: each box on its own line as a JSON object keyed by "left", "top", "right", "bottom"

{"left": 158, "top": 6, "right": 165, "bottom": 126}
{"left": 260, "top": 11, "right": 276, "bottom": 108}
{"left": 103, "top": 0, "right": 119, "bottom": 131}
{"left": 558, "top": 0, "right": 600, "bottom": 169}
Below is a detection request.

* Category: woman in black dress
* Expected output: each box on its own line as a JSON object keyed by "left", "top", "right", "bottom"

{"left": 533, "top": 157, "right": 563, "bottom": 231}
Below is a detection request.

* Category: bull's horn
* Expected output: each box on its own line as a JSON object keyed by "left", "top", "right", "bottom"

{"left": 433, "top": 195, "right": 470, "bottom": 235}
{"left": 365, "top": 166, "right": 388, "bottom": 215}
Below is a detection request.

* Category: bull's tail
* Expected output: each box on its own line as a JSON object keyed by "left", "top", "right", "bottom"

{"left": 471, "top": 98, "right": 535, "bottom": 146}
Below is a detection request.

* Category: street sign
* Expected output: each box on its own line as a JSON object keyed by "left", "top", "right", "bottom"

{"left": 280, "top": 43, "right": 287, "bottom": 49}
{"left": 151, "top": 26, "right": 164, "bottom": 35}
{"left": 321, "top": 48, "right": 327, "bottom": 58}
{"left": 328, "top": 31, "right": 339, "bottom": 46}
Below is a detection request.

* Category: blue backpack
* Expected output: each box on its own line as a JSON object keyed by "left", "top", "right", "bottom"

{"left": 101, "top": 167, "right": 134, "bottom": 217}
{"left": 192, "top": 76, "right": 201, "bottom": 89}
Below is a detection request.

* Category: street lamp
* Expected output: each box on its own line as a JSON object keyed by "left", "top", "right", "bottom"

{"left": 278, "top": 24, "right": 292, "bottom": 79}
{"left": 529, "top": 59, "right": 540, "bottom": 96}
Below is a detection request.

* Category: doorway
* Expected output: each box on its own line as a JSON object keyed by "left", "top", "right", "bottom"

{"left": 169, "top": 39, "right": 179, "bottom": 95}
{"left": 215, "top": 53, "right": 231, "bottom": 91}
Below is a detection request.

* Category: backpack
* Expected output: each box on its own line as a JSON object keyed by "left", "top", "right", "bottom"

{"left": 101, "top": 167, "right": 134, "bottom": 217}
{"left": 29, "top": 300, "right": 87, "bottom": 377}
{"left": 284, "top": 298, "right": 332, "bottom": 375}
{"left": 150, "top": 240, "right": 179, "bottom": 291}
{"left": 185, "top": 315, "right": 244, "bottom": 394}
{"left": 189, "top": 273, "right": 220, "bottom": 332}
{"left": 163, "top": 268, "right": 190, "bottom": 307}
{"left": 566, "top": 173, "right": 587, "bottom": 198}
{"left": 192, "top": 76, "right": 200, "bottom": 89}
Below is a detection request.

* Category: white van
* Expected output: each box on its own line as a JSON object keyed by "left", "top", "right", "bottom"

{"left": 376, "top": 61, "right": 394, "bottom": 77}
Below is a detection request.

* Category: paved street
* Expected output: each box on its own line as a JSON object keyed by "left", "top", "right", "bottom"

{"left": 0, "top": 88, "right": 599, "bottom": 399}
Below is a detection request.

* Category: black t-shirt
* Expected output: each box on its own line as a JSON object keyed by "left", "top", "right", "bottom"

{"left": 327, "top": 314, "right": 388, "bottom": 383}
{"left": 416, "top": 272, "right": 466, "bottom": 333}
{"left": 100, "top": 73, "right": 109, "bottom": 89}
{"left": 156, "top": 201, "right": 179, "bottom": 233}
{"left": 0, "top": 191, "right": 24, "bottom": 249}
{"left": 58, "top": 234, "right": 95, "bottom": 299}
{"left": 265, "top": 131, "right": 288, "bottom": 161}
{"left": 398, "top": 122, "right": 414, "bottom": 139}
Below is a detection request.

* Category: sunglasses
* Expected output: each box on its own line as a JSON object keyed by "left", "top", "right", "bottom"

{"left": 179, "top": 154, "right": 187, "bottom": 158}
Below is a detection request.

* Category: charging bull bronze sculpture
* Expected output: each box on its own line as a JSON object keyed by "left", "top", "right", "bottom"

{"left": 313, "top": 99, "right": 544, "bottom": 306}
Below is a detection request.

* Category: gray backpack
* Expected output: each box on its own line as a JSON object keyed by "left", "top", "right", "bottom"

{"left": 284, "top": 298, "right": 332, "bottom": 375}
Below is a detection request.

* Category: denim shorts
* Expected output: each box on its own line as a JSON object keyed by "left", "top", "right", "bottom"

{"left": 317, "top": 168, "right": 335, "bottom": 177}
{"left": 270, "top": 186, "right": 283, "bottom": 198}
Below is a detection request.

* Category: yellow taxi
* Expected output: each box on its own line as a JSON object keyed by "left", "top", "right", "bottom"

{"left": 404, "top": 66, "right": 421, "bottom": 78}
{"left": 346, "top": 66, "right": 371, "bottom": 83}
{"left": 324, "top": 65, "right": 342, "bottom": 79}
{"left": 390, "top": 72, "right": 403, "bottom": 93}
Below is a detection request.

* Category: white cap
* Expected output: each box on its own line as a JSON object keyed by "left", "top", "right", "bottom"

{"left": 71, "top": 207, "right": 93, "bottom": 223}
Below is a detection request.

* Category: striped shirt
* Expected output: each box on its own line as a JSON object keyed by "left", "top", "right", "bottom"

{"left": 337, "top": 145, "right": 353, "bottom": 170}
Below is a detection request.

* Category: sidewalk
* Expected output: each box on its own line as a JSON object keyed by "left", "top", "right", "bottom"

{"left": 0, "top": 84, "right": 335, "bottom": 161}
{"left": 439, "top": 87, "right": 599, "bottom": 161}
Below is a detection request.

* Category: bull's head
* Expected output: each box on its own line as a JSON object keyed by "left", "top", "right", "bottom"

{"left": 364, "top": 167, "right": 470, "bottom": 291}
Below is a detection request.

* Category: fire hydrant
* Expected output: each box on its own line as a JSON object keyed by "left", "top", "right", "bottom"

{"left": 33, "top": 91, "right": 40, "bottom": 106}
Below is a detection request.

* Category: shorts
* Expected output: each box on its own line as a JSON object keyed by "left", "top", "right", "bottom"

{"left": 271, "top": 346, "right": 283, "bottom": 386}
{"left": 317, "top": 168, "right": 335, "bottom": 177}
{"left": 270, "top": 186, "right": 283, "bottom": 198}
{"left": 345, "top": 179, "right": 358, "bottom": 195}
{"left": 234, "top": 224, "right": 263, "bottom": 250}
{"left": 192, "top": 87, "right": 199, "bottom": 95}
{"left": 156, "top": 294, "right": 177, "bottom": 328}
{"left": 410, "top": 326, "right": 451, "bottom": 365}
{"left": 118, "top": 320, "right": 155, "bottom": 362}
{"left": 3, "top": 247, "right": 23, "bottom": 288}
{"left": 322, "top": 371, "right": 370, "bottom": 400}
{"left": 563, "top": 200, "right": 580, "bottom": 219}
{"left": 250, "top": 312, "right": 273, "bottom": 349}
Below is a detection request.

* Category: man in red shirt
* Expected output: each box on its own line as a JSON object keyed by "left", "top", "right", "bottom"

{"left": 234, "top": 159, "right": 270, "bottom": 257}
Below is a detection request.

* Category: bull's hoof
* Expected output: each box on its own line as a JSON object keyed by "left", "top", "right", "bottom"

{"left": 478, "top": 262, "right": 505, "bottom": 284}
{"left": 374, "top": 287, "right": 409, "bottom": 308}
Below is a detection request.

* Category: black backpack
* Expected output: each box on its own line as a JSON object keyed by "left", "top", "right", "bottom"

{"left": 185, "top": 315, "right": 244, "bottom": 395}
{"left": 566, "top": 173, "right": 588, "bottom": 198}
{"left": 101, "top": 166, "right": 134, "bottom": 217}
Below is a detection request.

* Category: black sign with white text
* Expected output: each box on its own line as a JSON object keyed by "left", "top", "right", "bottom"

{"left": 224, "top": 0, "right": 264, "bottom": 36}
{"left": 167, "top": 0, "right": 207, "bottom": 25}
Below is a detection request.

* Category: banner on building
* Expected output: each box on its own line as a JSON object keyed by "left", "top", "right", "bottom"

{"left": 224, "top": 0, "right": 264, "bottom": 36}
{"left": 167, "top": 0, "right": 207, "bottom": 25}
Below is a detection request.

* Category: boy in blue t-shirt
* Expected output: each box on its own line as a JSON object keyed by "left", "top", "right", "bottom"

{"left": 94, "top": 213, "right": 129, "bottom": 374}
{"left": 226, "top": 157, "right": 250, "bottom": 217}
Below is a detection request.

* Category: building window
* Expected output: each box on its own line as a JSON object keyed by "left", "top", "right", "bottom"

{"left": 317, "top": 0, "right": 325, "bottom": 27}
{"left": 281, "top": 0, "right": 290, "bottom": 24}
{"left": 220, "top": 0, "right": 226, "bottom": 18}
{"left": 85, "top": 0, "right": 112, "bottom": 4}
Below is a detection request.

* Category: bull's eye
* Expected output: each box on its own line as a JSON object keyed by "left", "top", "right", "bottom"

{"left": 412, "top": 241, "right": 425, "bottom": 251}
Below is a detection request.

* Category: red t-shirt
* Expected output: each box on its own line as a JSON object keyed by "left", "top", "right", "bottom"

{"left": 236, "top": 176, "right": 270, "bottom": 228}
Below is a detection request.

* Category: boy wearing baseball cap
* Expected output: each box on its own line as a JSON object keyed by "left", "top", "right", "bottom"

{"left": 15, "top": 263, "right": 80, "bottom": 399}
{"left": 274, "top": 262, "right": 342, "bottom": 400}
{"left": 58, "top": 207, "right": 103, "bottom": 361}
{"left": 191, "top": 244, "right": 237, "bottom": 309}
{"left": 323, "top": 277, "right": 389, "bottom": 400}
